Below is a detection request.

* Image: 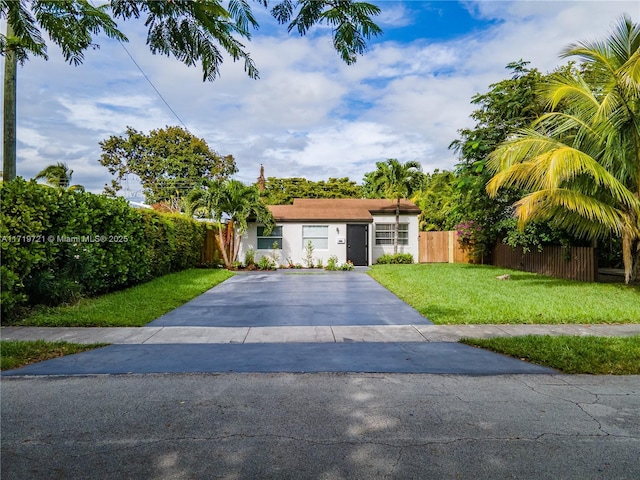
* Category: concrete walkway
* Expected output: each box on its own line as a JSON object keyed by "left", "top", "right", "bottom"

{"left": 2, "top": 323, "right": 640, "bottom": 344}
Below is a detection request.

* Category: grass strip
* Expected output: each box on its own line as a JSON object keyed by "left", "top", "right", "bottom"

{"left": 369, "top": 263, "right": 640, "bottom": 324}
{"left": 13, "top": 268, "right": 234, "bottom": 327}
{"left": 0, "top": 340, "right": 108, "bottom": 371}
{"left": 461, "top": 335, "right": 640, "bottom": 374}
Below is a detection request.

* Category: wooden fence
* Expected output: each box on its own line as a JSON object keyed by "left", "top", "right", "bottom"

{"left": 493, "top": 243, "right": 597, "bottom": 282}
{"left": 419, "top": 231, "right": 597, "bottom": 282}
{"left": 418, "top": 231, "right": 472, "bottom": 264}
{"left": 201, "top": 227, "right": 223, "bottom": 265}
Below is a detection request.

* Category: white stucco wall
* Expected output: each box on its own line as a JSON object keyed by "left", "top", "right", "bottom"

{"left": 370, "top": 214, "right": 420, "bottom": 263}
{"left": 241, "top": 222, "right": 350, "bottom": 267}
{"left": 240, "top": 214, "right": 419, "bottom": 267}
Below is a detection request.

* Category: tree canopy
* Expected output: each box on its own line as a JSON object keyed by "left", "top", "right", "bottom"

{"left": 99, "top": 126, "right": 237, "bottom": 204}
{"left": 487, "top": 14, "right": 640, "bottom": 283}
{"left": 366, "top": 158, "right": 423, "bottom": 254}
{"left": 34, "top": 161, "right": 83, "bottom": 191}
{"left": 259, "top": 176, "right": 363, "bottom": 205}
{"left": 187, "top": 178, "right": 274, "bottom": 269}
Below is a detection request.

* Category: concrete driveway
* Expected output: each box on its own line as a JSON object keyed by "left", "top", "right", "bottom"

{"left": 2, "top": 271, "right": 553, "bottom": 376}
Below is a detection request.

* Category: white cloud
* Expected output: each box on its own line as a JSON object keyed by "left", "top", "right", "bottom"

{"left": 11, "top": 1, "right": 638, "bottom": 195}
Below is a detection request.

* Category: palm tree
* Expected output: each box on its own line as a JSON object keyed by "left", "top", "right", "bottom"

{"left": 34, "top": 162, "right": 84, "bottom": 191}
{"left": 187, "top": 179, "right": 274, "bottom": 269}
{"left": 370, "top": 159, "right": 423, "bottom": 254}
{"left": 486, "top": 14, "right": 640, "bottom": 283}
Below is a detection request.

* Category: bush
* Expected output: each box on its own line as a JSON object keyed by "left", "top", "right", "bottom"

{"left": 325, "top": 255, "right": 339, "bottom": 271}
{"left": 257, "top": 255, "right": 276, "bottom": 270}
{"left": 376, "top": 253, "right": 414, "bottom": 264}
{"left": 1, "top": 178, "right": 206, "bottom": 320}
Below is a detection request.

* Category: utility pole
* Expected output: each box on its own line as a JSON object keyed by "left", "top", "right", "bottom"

{"left": 3, "top": 20, "right": 17, "bottom": 182}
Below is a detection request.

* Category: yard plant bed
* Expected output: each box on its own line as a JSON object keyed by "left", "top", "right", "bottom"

{"left": 0, "top": 340, "right": 108, "bottom": 371}
{"left": 368, "top": 264, "right": 640, "bottom": 324}
{"left": 10, "top": 269, "right": 234, "bottom": 327}
{"left": 461, "top": 335, "right": 640, "bottom": 374}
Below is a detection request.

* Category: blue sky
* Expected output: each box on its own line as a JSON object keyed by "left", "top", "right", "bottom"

{"left": 3, "top": 1, "right": 639, "bottom": 201}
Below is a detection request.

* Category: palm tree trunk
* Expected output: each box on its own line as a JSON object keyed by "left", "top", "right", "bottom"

{"left": 3, "top": 21, "right": 17, "bottom": 182}
{"left": 216, "top": 222, "right": 231, "bottom": 269}
{"left": 621, "top": 229, "right": 634, "bottom": 284}
{"left": 394, "top": 198, "right": 400, "bottom": 255}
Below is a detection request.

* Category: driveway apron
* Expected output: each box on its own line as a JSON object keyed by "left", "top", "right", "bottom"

{"left": 3, "top": 271, "right": 554, "bottom": 376}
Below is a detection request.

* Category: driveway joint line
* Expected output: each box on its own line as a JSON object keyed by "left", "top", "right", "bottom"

{"left": 242, "top": 327, "right": 251, "bottom": 344}
{"left": 412, "top": 325, "right": 429, "bottom": 342}
{"left": 330, "top": 326, "right": 337, "bottom": 343}
{"left": 141, "top": 327, "right": 164, "bottom": 344}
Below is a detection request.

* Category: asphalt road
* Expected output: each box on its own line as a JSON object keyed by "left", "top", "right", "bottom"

{"left": 2, "top": 373, "right": 639, "bottom": 479}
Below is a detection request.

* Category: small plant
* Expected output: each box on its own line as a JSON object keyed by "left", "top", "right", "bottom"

{"left": 244, "top": 248, "right": 256, "bottom": 267}
{"left": 340, "top": 260, "right": 354, "bottom": 271}
{"left": 456, "top": 220, "right": 482, "bottom": 249}
{"left": 231, "top": 261, "right": 243, "bottom": 270}
{"left": 303, "top": 240, "right": 315, "bottom": 268}
{"left": 325, "top": 255, "right": 339, "bottom": 271}
{"left": 295, "top": 263, "right": 303, "bottom": 269}
{"left": 270, "top": 241, "right": 280, "bottom": 265}
{"left": 257, "top": 255, "right": 275, "bottom": 270}
{"left": 376, "top": 253, "right": 414, "bottom": 264}
{"left": 315, "top": 258, "right": 323, "bottom": 269}
{"left": 286, "top": 256, "right": 295, "bottom": 268}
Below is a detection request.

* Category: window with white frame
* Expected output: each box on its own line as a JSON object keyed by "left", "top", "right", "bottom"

{"left": 257, "top": 226, "right": 282, "bottom": 249}
{"left": 302, "top": 225, "right": 329, "bottom": 249}
{"left": 375, "top": 223, "right": 408, "bottom": 245}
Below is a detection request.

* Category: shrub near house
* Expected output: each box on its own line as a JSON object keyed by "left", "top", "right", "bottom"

{"left": 0, "top": 178, "right": 206, "bottom": 319}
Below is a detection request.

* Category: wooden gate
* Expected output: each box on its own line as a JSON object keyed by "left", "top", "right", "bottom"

{"left": 418, "top": 231, "right": 471, "bottom": 263}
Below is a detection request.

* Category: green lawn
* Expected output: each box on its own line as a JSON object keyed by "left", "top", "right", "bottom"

{"left": 461, "top": 335, "right": 640, "bottom": 374}
{"left": 12, "top": 268, "right": 234, "bottom": 327}
{"left": 369, "top": 263, "right": 640, "bottom": 324}
{"left": 0, "top": 340, "right": 108, "bottom": 371}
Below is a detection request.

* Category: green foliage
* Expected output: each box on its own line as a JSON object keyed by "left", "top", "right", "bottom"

{"left": 462, "top": 336, "right": 640, "bottom": 375}
{"left": 449, "top": 60, "right": 551, "bottom": 259}
{"left": 1, "top": 340, "right": 108, "bottom": 371}
{"left": 486, "top": 15, "right": 640, "bottom": 283}
{"left": 303, "top": 240, "right": 315, "bottom": 268}
{"left": 257, "top": 255, "right": 276, "bottom": 270}
{"left": 99, "top": 126, "right": 237, "bottom": 204}
{"left": 16, "top": 269, "right": 233, "bottom": 327}
{"left": 375, "top": 253, "right": 414, "bottom": 264}
{"left": 34, "top": 162, "right": 83, "bottom": 190}
{"left": 340, "top": 261, "right": 355, "bottom": 271}
{"left": 325, "top": 255, "right": 339, "bottom": 271}
{"left": 260, "top": 177, "right": 363, "bottom": 205}
{"left": 364, "top": 158, "right": 423, "bottom": 254}
{"left": 244, "top": 248, "right": 256, "bottom": 267}
{"left": 316, "top": 258, "right": 324, "bottom": 269}
{"left": 187, "top": 178, "right": 274, "bottom": 269}
{"left": 412, "top": 170, "right": 457, "bottom": 231}
{"left": 369, "top": 263, "right": 640, "bottom": 325}
{"left": 1, "top": 178, "right": 206, "bottom": 320}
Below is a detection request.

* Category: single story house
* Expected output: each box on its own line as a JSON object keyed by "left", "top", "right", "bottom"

{"left": 240, "top": 198, "right": 421, "bottom": 266}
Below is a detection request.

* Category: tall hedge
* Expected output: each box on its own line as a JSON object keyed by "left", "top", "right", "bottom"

{"left": 1, "top": 178, "right": 206, "bottom": 319}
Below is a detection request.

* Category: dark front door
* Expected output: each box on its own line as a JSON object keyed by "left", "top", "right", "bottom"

{"left": 347, "top": 224, "right": 368, "bottom": 266}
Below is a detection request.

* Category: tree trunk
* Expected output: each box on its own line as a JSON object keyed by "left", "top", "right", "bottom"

{"left": 216, "top": 222, "right": 231, "bottom": 269}
{"left": 394, "top": 198, "right": 400, "bottom": 255}
{"left": 3, "top": 21, "right": 17, "bottom": 182}
{"left": 621, "top": 230, "right": 634, "bottom": 284}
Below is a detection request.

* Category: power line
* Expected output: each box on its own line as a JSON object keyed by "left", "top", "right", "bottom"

{"left": 116, "top": 40, "right": 188, "bottom": 130}
{"left": 87, "top": 0, "right": 188, "bottom": 128}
